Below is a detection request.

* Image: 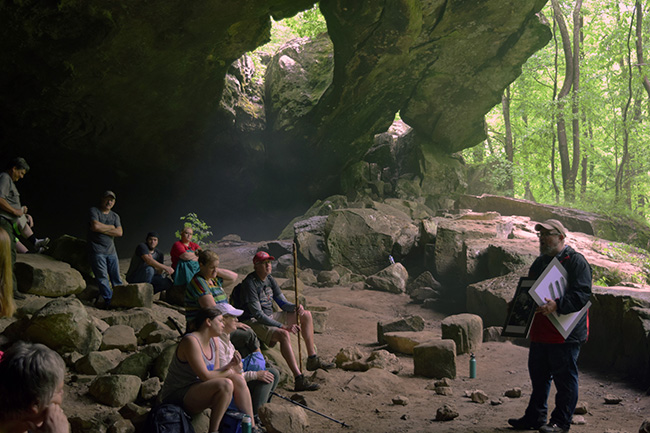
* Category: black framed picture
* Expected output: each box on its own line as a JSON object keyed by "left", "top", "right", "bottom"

{"left": 501, "top": 277, "right": 538, "bottom": 338}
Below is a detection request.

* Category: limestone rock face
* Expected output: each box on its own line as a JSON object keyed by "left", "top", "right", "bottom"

{"left": 325, "top": 208, "right": 418, "bottom": 275}
{"left": 15, "top": 254, "right": 86, "bottom": 297}
{"left": 89, "top": 375, "right": 142, "bottom": 407}
{"left": 24, "top": 298, "right": 102, "bottom": 354}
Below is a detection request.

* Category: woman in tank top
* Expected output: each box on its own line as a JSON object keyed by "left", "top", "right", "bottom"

{"left": 160, "top": 306, "right": 261, "bottom": 433}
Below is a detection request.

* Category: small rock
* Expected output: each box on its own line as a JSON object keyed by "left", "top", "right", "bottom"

{"left": 639, "top": 419, "right": 650, "bottom": 433}
{"left": 470, "top": 390, "right": 489, "bottom": 404}
{"left": 574, "top": 401, "right": 589, "bottom": 414}
{"left": 435, "top": 386, "right": 453, "bottom": 396}
{"left": 435, "top": 404, "right": 459, "bottom": 421}
{"left": 400, "top": 414, "right": 409, "bottom": 420}
{"left": 490, "top": 399, "right": 503, "bottom": 405}
{"left": 604, "top": 394, "right": 622, "bottom": 404}
{"left": 434, "top": 378, "right": 452, "bottom": 387}
{"left": 392, "top": 395, "right": 409, "bottom": 406}
{"left": 504, "top": 387, "right": 522, "bottom": 398}
{"left": 571, "top": 415, "right": 586, "bottom": 425}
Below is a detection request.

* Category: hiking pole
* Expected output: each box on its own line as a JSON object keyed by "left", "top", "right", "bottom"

{"left": 292, "top": 242, "right": 303, "bottom": 371}
{"left": 270, "top": 392, "right": 350, "bottom": 428}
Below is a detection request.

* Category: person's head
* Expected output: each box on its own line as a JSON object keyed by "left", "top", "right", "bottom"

{"left": 145, "top": 232, "right": 159, "bottom": 250}
{"left": 0, "top": 226, "right": 15, "bottom": 317}
{"left": 7, "top": 157, "right": 29, "bottom": 182}
{"left": 253, "top": 251, "right": 275, "bottom": 279}
{"left": 214, "top": 303, "right": 244, "bottom": 334}
{"left": 100, "top": 190, "right": 116, "bottom": 210}
{"left": 198, "top": 250, "right": 219, "bottom": 279}
{"left": 180, "top": 226, "right": 193, "bottom": 243}
{"left": 193, "top": 307, "right": 224, "bottom": 335}
{"left": 534, "top": 219, "right": 567, "bottom": 257}
{"left": 0, "top": 341, "right": 65, "bottom": 423}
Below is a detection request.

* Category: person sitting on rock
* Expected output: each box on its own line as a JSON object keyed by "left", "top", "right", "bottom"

{"left": 0, "top": 341, "right": 69, "bottom": 433}
{"left": 186, "top": 250, "right": 260, "bottom": 359}
{"left": 0, "top": 157, "right": 50, "bottom": 255}
{"left": 125, "top": 231, "right": 174, "bottom": 294}
{"left": 216, "top": 302, "right": 279, "bottom": 420}
{"left": 233, "top": 251, "right": 335, "bottom": 392}
{"left": 159, "top": 306, "right": 263, "bottom": 433}
{"left": 170, "top": 226, "right": 202, "bottom": 289}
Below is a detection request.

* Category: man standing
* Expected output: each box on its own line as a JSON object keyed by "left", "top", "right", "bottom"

{"left": 125, "top": 232, "right": 174, "bottom": 294}
{"left": 0, "top": 158, "right": 49, "bottom": 299}
{"left": 508, "top": 219, "right": 592, "bottom": 433}
{"left": 88, "top": 191, "right": 124, "bottom": 308}
{"left": 236, "top": 251, "right": 335, "bottom": 392}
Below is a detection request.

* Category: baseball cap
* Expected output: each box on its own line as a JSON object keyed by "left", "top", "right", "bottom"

{"left": 103, "top": 190, "right": 116, "bottom": 199}
{"left": 534, "top": 219, "right": 567, "bottom": 237}
{"left": 214, "top": 303, "right": 243, "bottom": 317}
{"left": 253, "top": 251, "right": 275, "bottom": 264}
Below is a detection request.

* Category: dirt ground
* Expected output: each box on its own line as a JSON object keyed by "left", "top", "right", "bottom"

{"left": 31, "top": 240, "right": 650, "bottom": 433}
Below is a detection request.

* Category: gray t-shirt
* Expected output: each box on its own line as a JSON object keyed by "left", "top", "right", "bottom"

{"left": 87, "top": 207, "right": 121, "bottom": 255}
{"left": 0, "top": 172, "right": 20, "bottom": 222}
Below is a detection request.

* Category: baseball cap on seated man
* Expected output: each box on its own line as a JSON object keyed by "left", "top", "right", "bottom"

{"left": 253, "top": 251, "right": 275, "bottom": 264}
{"left": 103, "top": 190, "right": 116, "bottom": 199}
{"left": 534, "top": 219, "right": 567, "bottom": 237}
{"left": 214, "top": 303, "right": 244, "bottom": 317}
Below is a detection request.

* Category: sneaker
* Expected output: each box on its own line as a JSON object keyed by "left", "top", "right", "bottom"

{"left": 508, "top": 417, "right": 544, "bottom": 430}
{"left": 539, "top": 424, "right": 569, "bottom": 433}
{"left": 294, "top": 374, "right": 320, "bottom": 391}
{"left": 34, "top": 237, "right": 50, "bottom": 249}
{"left": 306, "top": 355, "right": 335, "bottom": 371}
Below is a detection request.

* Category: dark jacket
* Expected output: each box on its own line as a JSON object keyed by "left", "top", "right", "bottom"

{"left": 528, "top": 245, "right": 592, "bottom": 344}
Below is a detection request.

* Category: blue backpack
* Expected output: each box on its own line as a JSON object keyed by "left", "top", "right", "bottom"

{"left": 145, "top": 404, "right": 196, "bottom": 433}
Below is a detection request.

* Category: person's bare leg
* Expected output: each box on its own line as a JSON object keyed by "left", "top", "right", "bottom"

{"left": 271, "top": 329, "right": 302, "bottom": 377}
{"left": 16, "top": 241, "right": 28, "bottom": 253}
{"left": 183, "top": 378, "right": 233, "bottom": 432}
{"left": 286, "top": 310, "right": 316, "bottom": 356}
{"left": 229, "top": 374, "right": 257, "bottom": 427}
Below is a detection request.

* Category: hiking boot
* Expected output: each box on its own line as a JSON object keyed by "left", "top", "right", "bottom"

{"left": 539, "top": 424, "right": 569, "bottom": 433}
{"left": 294, "top": 374, "right": 320, "bottom": 391}
{"left": 306, "top": 355, "right": 335, "bottom": 371}
{"left": 34, "top": 237, "right": 50, "bottom": 249}
{"left": 508, "top": 417, "right": 544, "bottom": 430}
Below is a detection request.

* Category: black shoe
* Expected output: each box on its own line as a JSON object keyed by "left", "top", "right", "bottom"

{"left": 508, "top": 417, "right": 544, "bottom": 430}
{"left": 539, "top": 424, "right": 569, "bottom": 433}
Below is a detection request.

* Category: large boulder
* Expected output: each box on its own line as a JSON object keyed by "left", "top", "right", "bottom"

{"left": 293, "top": 216, "right": 330, "bottom": 270}
{"left": 325, "top": 207, "right": 418, "bottom": 275}
{"left": 24, "top": 298, "right": 102, "bottom": 354}
{"left": 15, "top": 254, "right": 86, "bottom": 297}
{"left": 46, "top": 235, "right": 94, "bottom": 278}
{"left": 365, "top": 263, "right": 409, "bottom": 294}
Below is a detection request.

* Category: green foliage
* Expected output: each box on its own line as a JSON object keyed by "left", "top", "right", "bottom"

{"left": 591, "top": 241, "right": 650, "bottom": 285}
{"left": 175, "top": 213, "right": 212, "bottom": 245}
{"left": 465, "top": 0, "right": 650, "bottom": 225}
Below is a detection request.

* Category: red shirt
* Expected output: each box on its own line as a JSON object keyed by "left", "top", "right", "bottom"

{"left": 170, "top": 241, "right": 200, "bottom": 269}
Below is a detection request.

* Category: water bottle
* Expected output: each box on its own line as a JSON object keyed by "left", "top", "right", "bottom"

{"left": 469, "top": 353, "right": 477, "bottom": 378}
{"left": 388, "top": 255, "right": 395, "bottom": 265}
{"left": 242, "top": 415, "right": 252, "bottom": 433}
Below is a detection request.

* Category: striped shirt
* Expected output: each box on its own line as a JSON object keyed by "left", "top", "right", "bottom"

{"left": 185, "top": 274, "right": 226, "bottom": 326}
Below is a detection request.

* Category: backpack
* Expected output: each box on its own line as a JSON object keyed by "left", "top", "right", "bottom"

{"left": 145, "top": 403, "right": 196, "bottom": 433}
{"left": 230, "top": 283, "right": 243, "bottom": 309}
{"left": 220, "top": 410, "right": 247, "bottom": 433}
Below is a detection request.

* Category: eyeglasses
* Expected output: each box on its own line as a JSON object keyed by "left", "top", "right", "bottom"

{"left": 536, "top": 232, "right": 560, "bottom": 238}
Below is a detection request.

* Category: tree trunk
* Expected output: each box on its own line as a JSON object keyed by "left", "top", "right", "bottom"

{"left": 501, "top": 86, "right": 514, "bottom": 196}
{"left": 551, "top": 0, "right": 576, "bottom": 201}
{"left": 635, "top": 1, "right": 650, "bottom": 103}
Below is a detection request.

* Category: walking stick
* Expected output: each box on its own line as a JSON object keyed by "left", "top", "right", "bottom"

{"left": 271, "top": 392, "right": 350, "bottom": 428}
{"left": 293, "top": 242, "right": 303, "bottom": 371}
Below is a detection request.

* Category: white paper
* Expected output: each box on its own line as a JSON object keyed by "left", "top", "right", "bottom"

{"left": 528, "top": 257, "right": 590, "bottom": 339}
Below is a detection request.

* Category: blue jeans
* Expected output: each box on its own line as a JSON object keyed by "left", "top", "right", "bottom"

{"left": 524, "top": 342, "right": 581, "bottom": 429}
{"left": 89, "top": 253, "right": 123, "bottom": 303}
{"left": 127, "top": 265, "right": 172, "bottom": 294}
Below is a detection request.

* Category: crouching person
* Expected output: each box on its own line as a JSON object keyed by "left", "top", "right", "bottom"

{"left": 0, "top": 341, "right": 69, "bottom": 433}
{"left": 159, "top": 307, "right": 263, "bottom": 433}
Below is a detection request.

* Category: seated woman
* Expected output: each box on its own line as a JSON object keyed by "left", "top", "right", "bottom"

{"left": 170, "top": 226, "right": 202, "bottom": 288}
{"left": 185, "top": 250, "right": 260, "bottom": 359}
{"left": 0, "top": 341, "right": 69, "bottom": 433}
{"left": 217, "top": 303, "right": 279, "bottom": 420}
{"left": 159, "top": 306, "right": 263, "bottom": 433}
